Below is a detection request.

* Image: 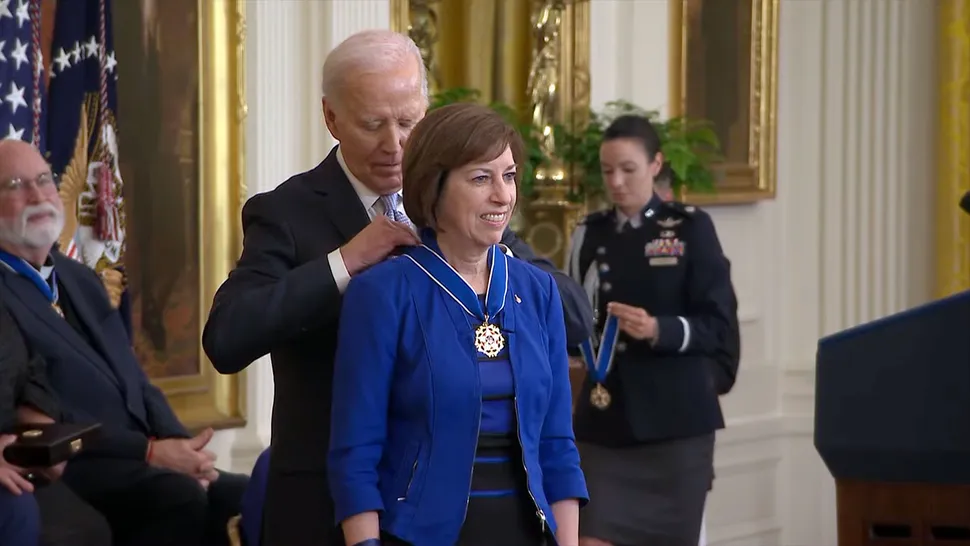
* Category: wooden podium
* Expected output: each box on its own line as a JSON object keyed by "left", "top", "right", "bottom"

{"left": 815, "top": 290, "right": 970, "bottom": 546}
{"left": 836, "top": 481, "right": 970, "bottom": 546}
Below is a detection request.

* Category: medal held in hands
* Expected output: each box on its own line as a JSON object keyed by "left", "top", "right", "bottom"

{"left": 580, "top": 313, "right": 621, "bottom": 410}
{"left": 404, "top": 243, "right": 509, "bottom": 358}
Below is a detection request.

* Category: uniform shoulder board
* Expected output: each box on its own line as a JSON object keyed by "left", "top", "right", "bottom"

{"left": 579, "top": 209, "right": 613, "bottom": 226}
{"left": 661, "top": 200, "right": 698, "bottom": 218}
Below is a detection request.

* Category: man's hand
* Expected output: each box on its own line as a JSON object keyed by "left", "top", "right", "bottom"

{"left": 148, "top": 428, "right": 218, "bottom": 479}
{"left": 0, "top": 435, "right": 33, "bottom": 495}
{"left": 340, "top": 216, "right": 419, "bottom": 275}
{"left": 40, "top": 461, "right": 66, "bottom": 482}
{"left": 606, "top": 302, "right": 658, "bottom": 341}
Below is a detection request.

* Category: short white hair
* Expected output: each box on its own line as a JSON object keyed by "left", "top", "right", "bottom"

{"left": 321, "top": 29, "right": 428, "bottom": 104}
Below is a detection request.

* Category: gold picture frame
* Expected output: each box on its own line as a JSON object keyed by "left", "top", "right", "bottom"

{"left": 108, "top": 0, "right": 247, "bottom": 431}
{"left": 668, "top": 0, "right": 779, "bottom": 205}
{"left": 51, "top": 0, "right": 246, "bottom": 431}
{"left": 389, "top": 0, "right": 591, "bottom": 135}
{"left": 161, "top": 0, "right": 248, "bottom": 431}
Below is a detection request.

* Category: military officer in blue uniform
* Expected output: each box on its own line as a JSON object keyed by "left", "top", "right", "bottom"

{"left": 567, "top": 115, "right": 739, "bottom": 546}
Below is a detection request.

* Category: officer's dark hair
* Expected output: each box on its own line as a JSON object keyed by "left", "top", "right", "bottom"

{"left": 403, "top": 102, "right": 525, "bottom": 230}
{"left": 602, "top": 115, "right": 663, "bottom": 161}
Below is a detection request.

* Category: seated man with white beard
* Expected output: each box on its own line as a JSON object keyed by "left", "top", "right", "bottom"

{"left": 0, "top": 139, "right": 249, "bottom": 546}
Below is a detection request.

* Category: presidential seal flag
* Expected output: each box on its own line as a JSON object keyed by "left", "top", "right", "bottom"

{"left": 0, "top": 0, "right": 46, "bottom": 149}
{"left": 46, "top": 0, "right": 124, "bottom": 276}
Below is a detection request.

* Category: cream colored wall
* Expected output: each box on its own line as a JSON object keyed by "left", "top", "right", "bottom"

{"left": 591, "top": 1, "right": 936, "bottom": 544}
{"left": 207, "top": 3, "right": 937, "bottom": 545}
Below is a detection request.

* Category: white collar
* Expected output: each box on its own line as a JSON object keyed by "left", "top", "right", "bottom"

{"left": 615, "top": 208, "right": 644, "bottom": 231}
{"left": 335, "top": 147, "right": 402, "bottom": 211}
{"left": 0, "top": 252, "right": 55, "bottom": 281}
{"left": 39, "top": 262, "right": 54, "bottom": 281}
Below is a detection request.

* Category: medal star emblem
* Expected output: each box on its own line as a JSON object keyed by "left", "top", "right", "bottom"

{"left": 475, "top": 322, "right": 505, "bottom": 358}
{"left": 590, "top": 383, "right": 612, "bottom": 410}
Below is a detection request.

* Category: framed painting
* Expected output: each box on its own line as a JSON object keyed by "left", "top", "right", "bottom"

{"left": 668, "top": 0, "right": 779, "bottom": 205}
{"left": 110, "top": 0, "right": 247, "bottom": 430}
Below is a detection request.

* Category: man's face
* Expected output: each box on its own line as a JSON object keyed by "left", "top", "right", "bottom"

{"left": 0, "top": 141, "right": 65, "bottom": 257}
{"left": 322, "top": 57, "right": 427, "bottom": 195}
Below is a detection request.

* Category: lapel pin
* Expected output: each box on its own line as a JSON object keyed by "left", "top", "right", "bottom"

{"left": 514, "top": 294, "right": 521, "bottom": 304}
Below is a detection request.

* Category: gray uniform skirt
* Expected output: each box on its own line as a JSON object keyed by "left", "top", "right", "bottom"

{"left": 579, "top": 434, "right": 715, "bottom": 546}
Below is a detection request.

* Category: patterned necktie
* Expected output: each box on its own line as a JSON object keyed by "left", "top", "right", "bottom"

{"left": 379, "top": 193, "right": 411, "bottom": 226}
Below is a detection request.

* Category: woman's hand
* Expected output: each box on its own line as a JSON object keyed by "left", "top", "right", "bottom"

{"left": 606, "top": 302, "right": 658, "bottom": 341}
{"left": 341, "top": 512, "right": 380, "bottom": 546}
{"left": 552, "top": 499, "right": 580, "bottom": 546}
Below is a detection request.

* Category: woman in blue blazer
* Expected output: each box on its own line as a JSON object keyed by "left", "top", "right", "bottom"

{"left": 328, "top": 103, "right": 588, "bottom": 546}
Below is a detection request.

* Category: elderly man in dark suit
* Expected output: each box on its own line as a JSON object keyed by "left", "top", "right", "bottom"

{"left": 0, "top": 139, "right": 249, "bottom": 546}
{"left": 202, "top": 29, "right": 594, "bottom": 546}
{"left": 0, "top": 296, "right": 112, "bottom": 546}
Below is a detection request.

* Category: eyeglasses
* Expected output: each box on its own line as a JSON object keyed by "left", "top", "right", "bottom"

{"left": 0, "top": 173, "right": 58, "bottom": 195}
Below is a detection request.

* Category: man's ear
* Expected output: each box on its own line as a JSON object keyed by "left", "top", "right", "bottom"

{"left": 322, "top": 98, "right": 340, "bottom": 141}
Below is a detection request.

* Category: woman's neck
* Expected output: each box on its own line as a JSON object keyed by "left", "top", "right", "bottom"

{"left": 436, "top": 232, "right": 489, "bottom": 293}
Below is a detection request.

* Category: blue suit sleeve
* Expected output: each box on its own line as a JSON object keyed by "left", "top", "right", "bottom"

{"left": 652, "top": 211, "right": 735, "bottom": 358}
{"left": 538, "top": 274, "right": 589, "bottom": 506}
{"left": 328, "top": 272, "right": 398, "bottom": 523}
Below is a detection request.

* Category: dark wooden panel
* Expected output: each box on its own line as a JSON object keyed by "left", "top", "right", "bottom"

{"left": 837, "top": 480, "right": 970, "bottom": 546}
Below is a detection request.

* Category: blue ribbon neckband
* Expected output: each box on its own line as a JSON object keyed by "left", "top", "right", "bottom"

{"left": 0, "top": 249, "right": 63, "bottom": 317}
{"left": 402, "top": 234, "right": 509, "bottom": 358}
{"left": 579, "top": 314, "right": 620, "bottom": 410}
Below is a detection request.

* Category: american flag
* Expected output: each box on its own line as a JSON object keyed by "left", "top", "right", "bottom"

{"left": 0, "top": 0, "right": 46, "bottom": 149}
{"left": 46, "top": 0, "right": 124, "bottom": 271}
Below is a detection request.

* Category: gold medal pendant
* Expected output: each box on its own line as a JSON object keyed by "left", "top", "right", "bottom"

{"left": 474, "top": 322, "right": 505, "bottom": 358}
{"left": 590, "top": 383, "right": 612, "bottom": 410}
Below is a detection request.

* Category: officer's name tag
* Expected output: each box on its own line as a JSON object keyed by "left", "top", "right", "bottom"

{"left": 649, "top": 257, "right": 679, "bottom": 267}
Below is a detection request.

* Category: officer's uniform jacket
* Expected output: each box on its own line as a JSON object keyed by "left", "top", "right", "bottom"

{"left": 567, "top": 194, "right": 737, "bottom": 446}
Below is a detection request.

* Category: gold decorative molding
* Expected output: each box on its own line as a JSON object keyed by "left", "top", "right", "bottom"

{"left": 668, "top": 0, "right": 778, "bottom": 205}
{"left": 158, "top": 0, "right": 247, "bottom": 431}
{"left": 524, "top": 0, "right": 586, "bottom": 268}
{"left": 389, "top": 0, "right": 590, "bottom": 134}
{"left": 936, "top": 0, "right": 970, "bottom": 298}
{"left": 390, "top": 0, "right": 591, "bottom": 269}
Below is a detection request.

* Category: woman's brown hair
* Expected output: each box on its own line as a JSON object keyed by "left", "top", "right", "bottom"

{"left": 402, "top": 102, "right": 525, "bottom": 230}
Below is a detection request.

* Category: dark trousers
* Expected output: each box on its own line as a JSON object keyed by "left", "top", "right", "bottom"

{"left": 262, "top": 470, "right": 344, "bottom": 546}
{"left": 0, "top": 481, "right": 112, "bottom": 546}
{"left": 0, "top": 487, "right": 38, "bottom": 546}
{"left": 65, "top": 458, "right": 249, "bottom": 546}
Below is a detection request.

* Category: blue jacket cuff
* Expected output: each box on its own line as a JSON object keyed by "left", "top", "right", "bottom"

{"left": 332, "top": 486, "right": 384, "bottom": 524}
{"left": 543, "top": 470, "right": 590, "bottom": 507}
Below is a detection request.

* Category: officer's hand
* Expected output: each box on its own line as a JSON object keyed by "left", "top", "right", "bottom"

{"left": 340, "top": 216, "right": 419, "bottom": 276}
{"left": 607, "top": 302, "right": 658, "bottom": 341}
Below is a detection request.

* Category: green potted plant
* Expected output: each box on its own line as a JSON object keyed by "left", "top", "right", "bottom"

{"left": 554, "top": 100, "right": 722, "bottom": 205}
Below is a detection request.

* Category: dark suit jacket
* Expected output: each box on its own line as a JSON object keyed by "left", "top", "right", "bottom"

{"left": 0, "top": 295, "right": 59, "bottom": 431}
{"left": 715, "top": 258, "right": 741, "bottom": 395}
{"left": 202, "top": 147, "right": 592, "bottom": 545}
{"left": 0, "top": 252, "right": 188, "bottom": 462}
